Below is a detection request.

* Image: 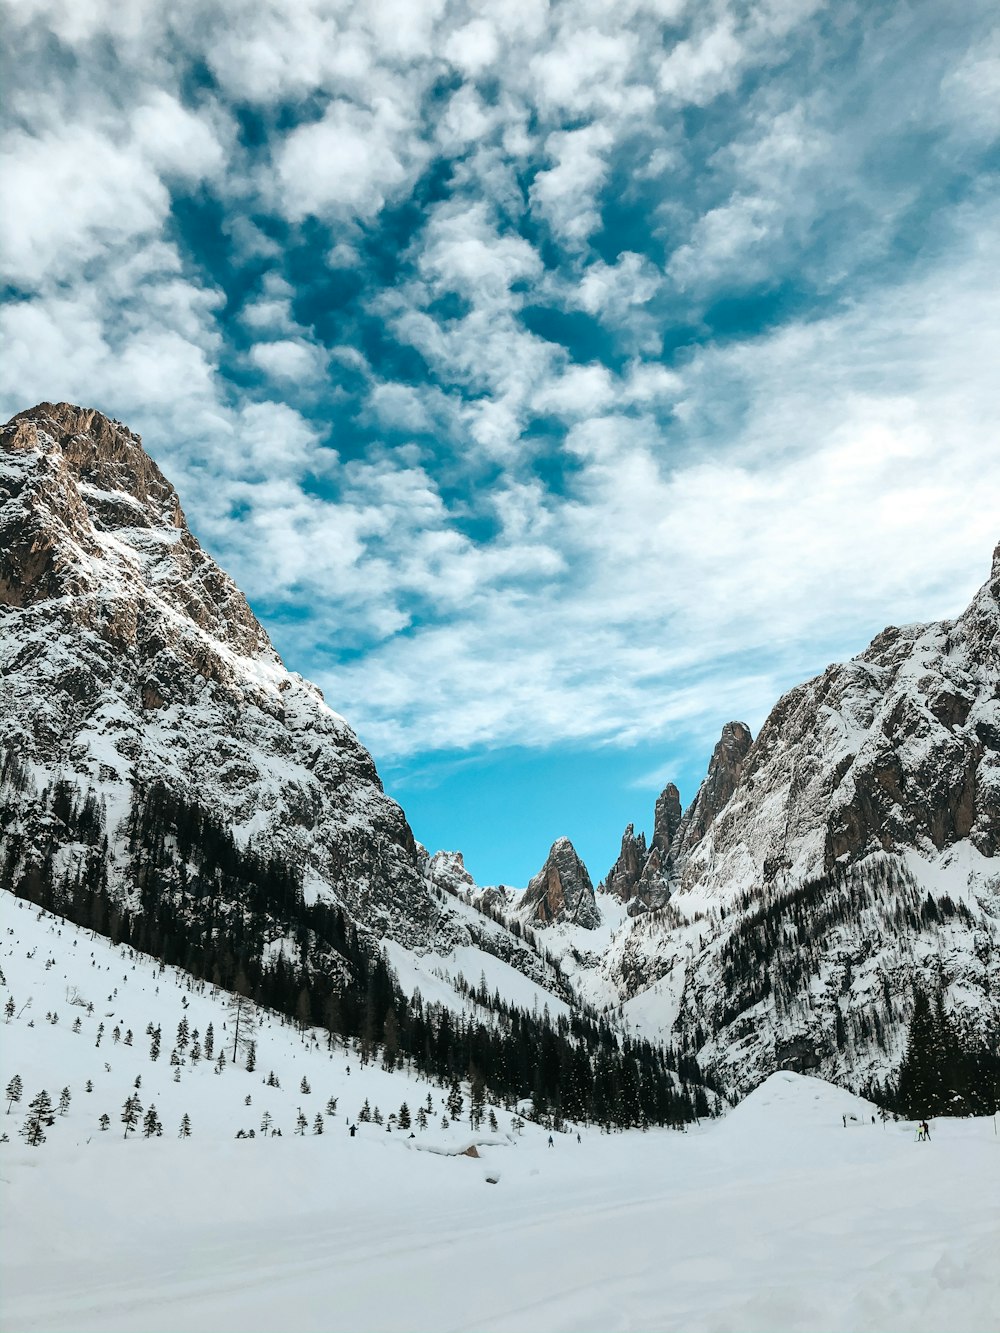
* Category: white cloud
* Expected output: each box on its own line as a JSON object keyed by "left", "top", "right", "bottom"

{"left": 658, "top": 19, "right": 745, "bottom": 105}
{"left": 668, "top": 193, "right": 778, "bottom": 288}
{"left": 275, "top": 97, "right": 419, "bottom": 222}
{"left": 0, "top": 125, "right": 168, "bottom": 285}
{"left": 130, "top": 91, "right": 227, "bottom": 182}
{"left": 249, "top": 339, "right": 328, "bottom": 383}
{"left": 443, "top": 18, "right": 499, "bottom": 75}
{"left": 530, "top": 123, "right": 614, "bottom": 245}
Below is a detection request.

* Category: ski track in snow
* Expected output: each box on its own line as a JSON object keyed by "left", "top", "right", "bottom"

{"left": 2, "top": 893, "right": 998, "bottom": 1333}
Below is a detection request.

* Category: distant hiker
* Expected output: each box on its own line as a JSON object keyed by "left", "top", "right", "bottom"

{"left": 920, "top": 1120, "right": 931, "bottom": 1142}
{"left": 871, "top": 1115, "right": 875, "bottom": 1125}
{"left": 842, "top": 1115, "right": 846, "bottom": 1128}
{"left": 349, "top": 1124, "right": 357, "bottom": 1137}
{"left": 576, "top": 1133, "right": 581, "bottom": 1143}
{"left": 548, "top": 1134, "right": 554, "bottom": 1148}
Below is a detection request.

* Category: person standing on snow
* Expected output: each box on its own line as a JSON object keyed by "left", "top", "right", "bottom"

{"left": 548, "top": 1134, "right": 553, "bottom": 1147}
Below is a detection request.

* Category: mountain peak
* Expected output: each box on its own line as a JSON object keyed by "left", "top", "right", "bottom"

{"left": 521, "top": 837, "right": 600, "bottom": 929}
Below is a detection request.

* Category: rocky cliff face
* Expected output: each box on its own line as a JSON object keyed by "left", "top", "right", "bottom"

{"left": 601, "top": 781, "right": 683, "bottom": 913}
{"left": 520, "top": 837, "right": 601, "bottom": 929}
{"left": 598, "top": 557, "right": 1000, "bottom": 1097}
{"left": 0, "top": 403, "right": 433, "bottom": 942}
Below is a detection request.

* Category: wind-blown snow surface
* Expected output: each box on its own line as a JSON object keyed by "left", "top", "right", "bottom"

{"left": 3, "top": 896, "right": 998, "bottom": 1333}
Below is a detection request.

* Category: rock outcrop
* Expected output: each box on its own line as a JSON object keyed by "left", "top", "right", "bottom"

{"left": 521, "top": 837, "right": 600, "bottom": 929}
{"left": 602, "top": 781, "right": 683, "bottom": 913}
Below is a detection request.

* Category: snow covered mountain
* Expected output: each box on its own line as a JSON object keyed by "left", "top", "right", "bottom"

{"left": 0, "top": 403, "right": 704, "bottom": 1127}
{"left": 0, "top": 402, "right": 435, "bottom": 943}
{"left": 507, "top": 551, "right": 1000, "bottom": 1099}
{"left": 3, "top": 401, "right": 996, "bottom": 1110}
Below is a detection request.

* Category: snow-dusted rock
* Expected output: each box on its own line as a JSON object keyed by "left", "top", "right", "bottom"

{"left": 0, "top": 403, "right": 432, "bottom": 942}
{"left": 521, "top": 837, "right": 600, "bottom": 929}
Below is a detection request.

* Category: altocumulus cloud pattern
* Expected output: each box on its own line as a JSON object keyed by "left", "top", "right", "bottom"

{"left": 2, "top": 0, "right": 999, "bottom": 877}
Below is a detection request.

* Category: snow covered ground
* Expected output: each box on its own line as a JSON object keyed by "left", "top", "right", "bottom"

{"left": 2, "top": 894, "right": 998, "bottom": 1333}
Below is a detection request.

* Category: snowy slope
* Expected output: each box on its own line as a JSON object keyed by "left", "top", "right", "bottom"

{"left": 3, "top": 899, "right": 998, "bottom": 1333}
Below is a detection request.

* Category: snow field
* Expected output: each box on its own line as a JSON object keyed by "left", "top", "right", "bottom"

{"left": 2, "top": 894, "right": 999, "bottom": 1333}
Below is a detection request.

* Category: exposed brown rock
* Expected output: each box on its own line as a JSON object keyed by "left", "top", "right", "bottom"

{"left": 521, "top": 837, "right": 600, "bottom": 929}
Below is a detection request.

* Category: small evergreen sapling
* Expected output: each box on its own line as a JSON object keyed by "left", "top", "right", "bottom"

{"left": 300, "top": 1076, "right": 310, "bottom": 1094}
{"left": 122, "top": 1094, "right": 142, "bottom": 1139}
{"left": 58, "top": 1087, "right": 71, "bottom": 1116}
{"left": 99, "top": 1113, "right": 110, "bottom": 1131}
{"left": 313, "top": 1113, "right": 324, "bottom": 1135}
{"left": 179, "top": 1113, "right": 192, "bottom": 1139}
{"left": 5, "top": 1074, "right": 22, "bottom": 1115}
{"left": 143, "top": 1104, "right": 163, "bottom": 1138}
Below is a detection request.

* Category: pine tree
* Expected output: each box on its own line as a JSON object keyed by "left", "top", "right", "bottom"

{"left": 4, "top": 998, "right": 14, "bottom": 1021}
{"left": 300, "top": 1076, "right": 310, "bottom": 1094}
{"left": 373, "top": 1106, "right": 383, "bottom": 1125}
{"left": 5, "top": 1074, "right": 22, "bottom": 1115}
{"left": 417, "top": 1106, "right": 428, "bottom": 1130}
{"left": 99, "top": 1113, "right": 110, "bottom": 1131}
{"left": 313, "top": 1113, "right": 324, "bottom": 1135}
{"left": 143, "top": 1103, "right": 162, "bottom": 1137}
{"left": 245, "top": 1040, "right": 256, "bottom": 1073}
{"left": 296, "top": 1110, "right": 308, "bottom": 1135}
{"left": 398, "top": 1102, "right": 411, "bottom": 1130}
{"left": 359, "top": 1099, "right": 371, "bottom": 1122}
{"left": 325, "top": 1096, "right": 338, "bottom": 1116}
{"left": 227, "top": 993, "right": 257, "bottom": 1064}
{"left": 179, "top": 1113, "right": 192, "bottom": 1138}
{"left": 85, "top": 1079, "right": 93, "bottom": 1093}
{"left": 204, "top": 1022, "right": 214, "bottom": 1060}
{"left": 260, "top": 1111, "right": 273, "bottom": 1135}
{"left": 447, "top": 1078, "right": 463, "bottom": 1119}
{"left": 122, "top": 1094, "right": 141, "bottom": 1139}
{"left": 149, "top": 1026, "right": 161, "bottom": 1060}
{"left": 21, "top": 1090, "right": 54, "bottom": 1146}
{"left": 58, "top": 1087, "right": 71, "bottom": 1116}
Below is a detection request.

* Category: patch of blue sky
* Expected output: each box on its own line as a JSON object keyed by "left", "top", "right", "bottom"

{"left": 383, "top": 742, "right": 713, "bottom": 891}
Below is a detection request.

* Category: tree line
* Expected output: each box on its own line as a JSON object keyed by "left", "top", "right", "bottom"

{"left": 0, "top": 770, "right": 716, "bottom": 1128}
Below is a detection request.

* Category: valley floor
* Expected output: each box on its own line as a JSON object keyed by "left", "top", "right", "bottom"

{"left": 3, "top": 1078, "right": 998, "bottom": 1333}
{"left": 1, "top": 894, "right": 997, "bottom": 1332}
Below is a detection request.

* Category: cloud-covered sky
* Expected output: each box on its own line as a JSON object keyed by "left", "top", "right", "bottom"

{"left": 2, "top": 0, "right": 999, "bottom": 885}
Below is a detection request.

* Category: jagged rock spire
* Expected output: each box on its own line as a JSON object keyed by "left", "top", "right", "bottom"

{"left": 676, "top": 721, "right": 752, "bottom": 855}
{"left": 521, "top": 837, "right": 600, "bottom": 929}
{"left": 602, "top": 824, "right": 648, "bottom": 901}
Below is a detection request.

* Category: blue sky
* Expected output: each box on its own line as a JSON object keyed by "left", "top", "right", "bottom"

{"left": 2, "top": 0, "right": 1000, "bottom": 886}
